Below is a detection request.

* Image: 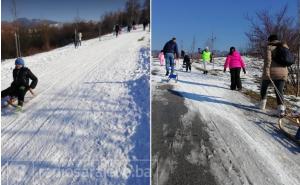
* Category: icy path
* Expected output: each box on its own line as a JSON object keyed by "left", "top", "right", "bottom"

{"left": 152, "top": 59, "right": 300, "bottom": 185}
{"left": 2, "top": 28, "right": 150, "bottom": 185}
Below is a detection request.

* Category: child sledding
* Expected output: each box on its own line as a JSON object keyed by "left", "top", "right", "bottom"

{"left": 1, "top": 58, "right": 38, "bottom": 111}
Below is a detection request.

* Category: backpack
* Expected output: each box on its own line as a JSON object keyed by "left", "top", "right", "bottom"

{"left": 272, "top": 44, "right": 295, "bottom": 67}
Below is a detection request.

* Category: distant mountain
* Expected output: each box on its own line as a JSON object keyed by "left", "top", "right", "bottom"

{"left": 2, "top": 17, "right": 61, "bottom": 27}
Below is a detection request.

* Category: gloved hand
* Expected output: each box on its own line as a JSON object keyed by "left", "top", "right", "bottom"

{"left": 242, "top": 68, "right": 246, "bottom": 74}
{"left": 19, "top": 86, "right": 26, "bottom": 91}
{"left": 223, "top": 68, "right": 226, "bottom": 73}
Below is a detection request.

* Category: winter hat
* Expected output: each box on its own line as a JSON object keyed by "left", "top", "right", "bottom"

{"left": 205, "top": 46, "right": 209, "bottom": 50}
{"left": 229, "top": 47, "right": 236, "bottom": 55}
{"left": 268, "top": 34, "right": 278, "bottom": 42}
{"left": 15, "top": 58, "right": 25, "bottom": 66}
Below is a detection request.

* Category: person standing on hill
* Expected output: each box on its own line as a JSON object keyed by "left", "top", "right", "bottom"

{"left": 143, "top": 19, "right": 149, "bottom": 31}
{"left": 162, "top": 37, "right": 179, "bottom": 76}
{"left": 1, "top": 58, "right": 38, "bottom": 111}
{"left": 73, "top": 32, "right": 78, "bottom": 48}
{"left": 78, "top": 32, "right": 82, "bottom": 46}
{"left": 258, "top": 34, "right": 288, "bottom": 117}
{"left": 127, "top": 24, "right": 132, "bottom": 32}
{"left": 224, "top": 47, "right": 246, "bottom": 91}
{"left": 202, "top": 47, "right": 211, "bottom": 74}
{"left": 115, "top": 24, "right": 120, "bottom": 37}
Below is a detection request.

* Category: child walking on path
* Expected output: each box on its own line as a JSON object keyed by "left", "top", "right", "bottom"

{"left": 158, "top": 50, "right": 165, "bottom": 66}
{"left": 224, "top": 47, "right": 246, "bottom": 91}
{"left": 183, "top": 54, "right": 191, "bottom": 72}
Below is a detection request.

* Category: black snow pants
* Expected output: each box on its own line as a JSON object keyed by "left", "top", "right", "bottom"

{"left": 186, "top": 61, "right": 191, "bottom": 72}
{"left": 230, "top": 68, "right": 242, "bottom": 90}
{"left": 260, "top": 79, "right": 285, "bottom": 105}
{"left": 1, "top": 86, "right": 28, "bottom": 106}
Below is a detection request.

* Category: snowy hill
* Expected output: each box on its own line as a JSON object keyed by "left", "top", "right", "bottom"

{"left": 151, "top": 57, "right": 300, "bottom": 185}
{"left": 2, "top": 26, "right": 150, "bottom": 185}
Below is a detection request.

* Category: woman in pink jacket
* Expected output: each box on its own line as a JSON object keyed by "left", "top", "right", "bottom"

{"left": 224, "top": 47, "right": 246, "bottom": 91}
{"left": 158, "top": 50, "right": 165, "bottom": 66}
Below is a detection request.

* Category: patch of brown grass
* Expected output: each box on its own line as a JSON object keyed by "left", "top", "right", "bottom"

{"left": 285, "top": 82, "right": 297, "bottom": 96}
{"left": 243, "top": 89, "right": 278, "bottom": 110}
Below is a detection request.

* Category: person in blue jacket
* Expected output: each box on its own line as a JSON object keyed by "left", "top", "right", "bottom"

{"left": 162, "top": 37, "right": 179, "bottom": 76}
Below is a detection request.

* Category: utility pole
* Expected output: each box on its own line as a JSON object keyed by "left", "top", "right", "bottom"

{"left": 191, "top": 36, "right": 196, "bottom": 62}
{"left": 210, "top": 32, "right": 216, "bottom": 69}
{"left": 12, "top": 0, "right": 21, "bottom": 57}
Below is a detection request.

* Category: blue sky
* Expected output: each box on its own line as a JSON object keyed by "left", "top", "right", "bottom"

{"left": 1, "top": 0, "right": 127, "bottom": 22}
{"left": 152, "top": 0, "right": 298, "bottom": 52}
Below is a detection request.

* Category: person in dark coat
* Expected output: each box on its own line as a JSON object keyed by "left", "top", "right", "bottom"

{"left": 127, "top": 24, "right": 132, "bottom": 32}
{"left": 258, "top": 34, "right": 288, "bottom": 117}
{"left": 1, "top": 58, "right": 38, "bottom": 109}
{"left": 115, "top": 24, "right": 120, "bottom": 37}
{"left": 162, "top": 37, "right": 179, "bottom": 76}
{"left": 143, "top": 19, "right": 149, "bottom": 31}
{"left": 73, "top": 32, "right": 78, "bottom": 48}
{"left": 184, "top": 54, "right": 192, "bottom": 72}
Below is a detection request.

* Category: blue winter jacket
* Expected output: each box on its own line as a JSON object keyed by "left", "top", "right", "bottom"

{"left": 163, "top": 40, "right": 179, "bottom": 57}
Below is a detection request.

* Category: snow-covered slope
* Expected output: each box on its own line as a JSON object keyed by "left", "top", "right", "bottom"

{"left": 151, "top": 58, "right": 300, "bottom": 185}
{"left": 2, "top": 27, "right": 150, "bottom": 185}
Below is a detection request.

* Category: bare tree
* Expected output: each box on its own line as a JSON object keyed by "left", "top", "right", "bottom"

{"left": 245, "top": 5, "right": 299, "bottom": 58}
{"left": 204, "top": 39, "right": 211, "bottom": 50}
{"left": 126, "top": 0, "right": 141, "bottom": 24}
{"left": 41, "top": 21, "right": 50, "bottom": 50}
{"left": 141, "top": 0, "right": 150, "bottom": 21}
{"left": 180, "top": 40, "right": 184, "bottom": 51}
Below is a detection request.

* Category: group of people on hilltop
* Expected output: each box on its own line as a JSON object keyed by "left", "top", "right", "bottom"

{"left": 118, "top": 19, "right": 150, "bottom": 35}
{"left": 159, "top": 34, "right": 296, "bottom": 121}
